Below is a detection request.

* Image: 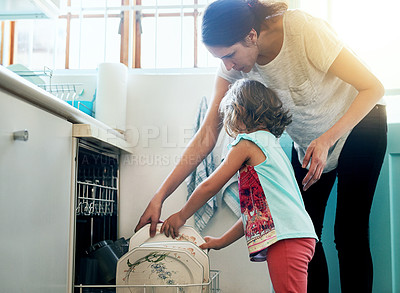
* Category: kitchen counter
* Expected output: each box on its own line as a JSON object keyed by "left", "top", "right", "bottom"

{"left": 0, "top": 65, "right": 133, "bottom": 153}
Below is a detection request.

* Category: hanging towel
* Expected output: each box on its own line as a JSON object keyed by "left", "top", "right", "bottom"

{"left": 186, "top": 96, "right": 217, "bottom": 232}
{"left": 215, "top": 130, "right": 241, "bottom": 217}
{"left": 222, "top": 179, "right": 241, "bottom": 217}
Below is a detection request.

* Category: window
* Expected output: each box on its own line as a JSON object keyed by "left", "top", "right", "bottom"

{"left": 10, "top": 18, "right": 67, "bottom": 69}
{"left": 301, "top": 0, "right": 400, "bottom": 92}
{"left": 0, "top": 0, "right": 220, "bottom": 70}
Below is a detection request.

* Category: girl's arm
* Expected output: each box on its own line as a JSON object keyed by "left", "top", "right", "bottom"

{"left": 160, "top": 140, "right": 251, "bottom": 238}
{"left": 135, "top": 76, "right": 231, "bottom": 236}
{"left": 302, "top": 47, "right": 384, "bottom": 191}
{"left": 199, "top": 218, "right": 245, "bottom": 250}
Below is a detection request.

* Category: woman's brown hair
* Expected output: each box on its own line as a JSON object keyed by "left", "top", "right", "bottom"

{"left": 202, "top": 0, "right": 288, "bottom": 47}
{"left": 219, "top": 79, "right": 292, "bottom": 138}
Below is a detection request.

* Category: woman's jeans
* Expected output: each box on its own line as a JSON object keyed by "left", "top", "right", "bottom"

{"left": 291, "top": 105, "right": 387, "bottom": 293}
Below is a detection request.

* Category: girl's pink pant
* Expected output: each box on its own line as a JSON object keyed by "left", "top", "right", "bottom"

{"left": 267, "top": 238, "right": 316, "bottom": 293}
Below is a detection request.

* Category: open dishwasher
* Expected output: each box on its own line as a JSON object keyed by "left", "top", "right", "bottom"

{"left": 72, "top": 136, "right": 220, "bottom": 293}
{"left": 73, "top": 139, "right": 125, "bottom": 291}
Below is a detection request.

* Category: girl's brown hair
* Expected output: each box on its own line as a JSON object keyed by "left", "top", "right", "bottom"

{"left": 219, "top": 79, "right": 292, "bottom": 138}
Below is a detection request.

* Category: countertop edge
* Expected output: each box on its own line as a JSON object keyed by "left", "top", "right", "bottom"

{"left": 0, "top": 66, "right": 134, "bottom": 153}
{"left": 0, "top": 65, "right": 124, "bottom": 138}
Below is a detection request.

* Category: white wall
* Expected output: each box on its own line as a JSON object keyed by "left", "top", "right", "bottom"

{"left": 119, "top": 72, "right": 272, "bottom": 293}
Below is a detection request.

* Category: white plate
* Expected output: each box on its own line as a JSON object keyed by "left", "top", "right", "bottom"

{"left": 140, "top": 241, "right": 210, "bottom": 282}
{"left": 129, "top": 223, "right": 206, "bottom": 251}
{"left": 116, "top": 246, "right": 204, "bottom": 293}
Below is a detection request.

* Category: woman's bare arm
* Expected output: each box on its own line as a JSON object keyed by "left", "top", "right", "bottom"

{"left": 135, "top": 76, "right": 231, "bottom": 236}
{"left": 302, "top": 47, "right": 385, "bottom": 190}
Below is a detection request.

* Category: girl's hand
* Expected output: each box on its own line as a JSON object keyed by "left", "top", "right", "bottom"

{"left": 302, "top": 135, "right": 331, "bottom": 191}
{"left": 199, "top": 236, "right": 225, "bottom": 251}
{"left": 160, "top": 211, "right": 186, "bottom": 239}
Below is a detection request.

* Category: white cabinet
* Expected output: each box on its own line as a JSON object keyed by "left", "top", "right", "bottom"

{"left": 0, "top": 89, "right": 72, "bottom": 292}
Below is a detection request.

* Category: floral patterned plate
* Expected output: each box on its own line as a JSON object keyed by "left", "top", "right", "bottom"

{"left": 129, "top": 224, "right": 206, "bottom": 252}
{"left": 116, "top": 246, "right": 204, "bottom": 293}
{"left": 140, "top": 241, "right": 210, "bottom": 282}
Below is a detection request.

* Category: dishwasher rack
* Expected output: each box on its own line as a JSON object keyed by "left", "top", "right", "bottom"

{"left": 74, "top": 270, "right": 220, "bottom": 293}
{"left": 75, "top": 142, "right": 118, "bottom": 217}
{"left": 76, "top": 180, "right": 117, "bottom": 217}
{"left": 12, "top": 66, "right": 83, "bottom": 100}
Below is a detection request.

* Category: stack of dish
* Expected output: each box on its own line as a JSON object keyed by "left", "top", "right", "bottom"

{"left": 116, "top": 223, "right": 210, "bottom": 293}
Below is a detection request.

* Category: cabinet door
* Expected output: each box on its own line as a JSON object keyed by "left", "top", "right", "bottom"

{"left": 371, "top": 123, "right": 400, "bottom": 293}
{"left": 0, "top": 90, "right": 72, "bottom": 292}
{"left": 280, "top": 128, "right": 400, "bottom": 293}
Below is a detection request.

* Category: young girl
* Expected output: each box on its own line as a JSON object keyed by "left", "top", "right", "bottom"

{"left": 160, "top": 79, "right": 317, "bottom": 292}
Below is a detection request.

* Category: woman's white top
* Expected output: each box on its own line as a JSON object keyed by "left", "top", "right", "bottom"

{"left": 218, "top": 9, "right": 382, "bottom": 172}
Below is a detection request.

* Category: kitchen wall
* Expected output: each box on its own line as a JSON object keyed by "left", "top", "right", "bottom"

{"left": 119, "top": 72, "right": 273, "bottom": 293}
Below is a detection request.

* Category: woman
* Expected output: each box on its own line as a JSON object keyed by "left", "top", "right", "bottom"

{"left": 135, "top": 0, "right": 387, "bottom": 292}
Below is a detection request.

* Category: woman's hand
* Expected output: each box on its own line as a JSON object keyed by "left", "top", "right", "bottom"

{"left": 199, "top": 236, "right": 225, "bottom": 251}
{"left": 301, "top": 135, "right": 332, "bottom": 191}
{"left": 160, "top": 211, "right": 186, "bottom": 239}
{"left": 135, "top": 198, "right": 162, "bottom": 237}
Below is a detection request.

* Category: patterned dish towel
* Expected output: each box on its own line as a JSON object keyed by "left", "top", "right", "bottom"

{"left": 185, "top": 96, "right": 217, "bottom": 232}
